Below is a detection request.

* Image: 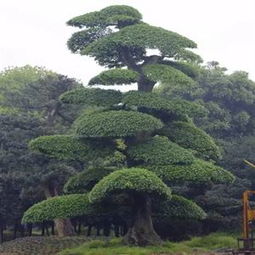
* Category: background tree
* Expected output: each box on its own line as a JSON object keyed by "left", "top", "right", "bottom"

{"left": 157, "top": 61, "right": 255, "bottom": 232}
{"left": 0, "top": 66, "right": 81, "bottom": 240}
{"left": 23, "top": 5, "right": 234, "bottom": 246}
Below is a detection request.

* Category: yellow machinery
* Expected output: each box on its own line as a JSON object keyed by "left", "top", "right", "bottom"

{"left": 235, "top": 160, "right": 255, "bottom": 254}
{"left": 242, "top": 190, "right": 255, "bottom": 239}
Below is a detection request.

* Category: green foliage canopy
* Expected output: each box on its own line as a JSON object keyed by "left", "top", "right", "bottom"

{"left": 75, "top": 110, "right": 163, "bottom": 138}
{"left": 67, "top": 5, "right": 142, "bottom": 29}
{"left": 161, "top": 121, "right": 221, "bottom": 160}
{"left": 29, "top": 135, "right": 113, "bottom": 161}
{"left": 64, "top": 167, "right": 117, "bottom": 194}
{"left": 143, "top": 64, "right": 196, "bottom": 87}
{"left": 89, "top": 69, "right": 139, "bottom": 85}
{"left": 127, "top": 136, "right": 195, "bottom": 165}
{"left": 22, "top": 194, "right": 90, "bottom": 223}
{"left": 83, "top": 24, "right": 199, "bottom": 64}
{"left": 146, "top": 159, "right": 235, "bottom": 184}
{"left": 122, "top": 91, "right": 207, "bottom": 118}
{"left": 89, "top": 168, "right": 172, "bottom": 203}
{"left": 155, "top": 195, "right": 206, "bottom": 220}
{"left": 60, "top": 88, "right": 122, "bottom": 106}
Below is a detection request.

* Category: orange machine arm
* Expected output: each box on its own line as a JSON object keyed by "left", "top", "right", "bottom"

{"left": 243, "top": 190, "right": 255, "bottom": 238}
{"left": 244, "top": 160, "right": 255, "bottom": 169}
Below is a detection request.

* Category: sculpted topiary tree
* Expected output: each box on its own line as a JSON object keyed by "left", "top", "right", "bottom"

{"left": 23, "top": 5, "right": 234, "bottom": 246}
{"left": 66, "top": 5, "right": 202, "bottom": 91}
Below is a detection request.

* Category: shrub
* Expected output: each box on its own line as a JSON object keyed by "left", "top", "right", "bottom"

{"left": 75, "top": 110, "right": 163, "bottom": 138}
{"left": 89, "top": 168, "right": 172, "bottom": 203}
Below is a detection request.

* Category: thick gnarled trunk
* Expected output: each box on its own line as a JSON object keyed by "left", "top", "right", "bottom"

{"left": 54, "top": 219, "right": 74, "bottom": 237}
{"left": 124, "top": 194, "right": 161, "bottom": 246}
{"left": 43, "top": 183, "right": 74, "bottom": 237}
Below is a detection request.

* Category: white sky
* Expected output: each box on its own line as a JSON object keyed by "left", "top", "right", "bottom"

{"left": 0, "top": 0, "right": 255, "bottom": 84}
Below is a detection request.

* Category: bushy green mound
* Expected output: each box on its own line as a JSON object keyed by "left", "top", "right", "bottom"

{"left": 127, "top": 136, "right": 194, "bottom": 165}
{"left": 67, "top": 5, "right": 142, "bottom": 28}
{"left": 89, "top": 69, "right": 139, "bottom": 85}
{"left": 146, "top": 159, "right": 235, "bottom": 184}
{"left": 155, "top": 195, "right": 206, "bottom": 220}
{"left": 29, "top": 135, "right": 90, "bottom": 160}
{"left": 81, "top": 23, "right": 201, "bottom": 67}
{"left": 123, "top": 91, "right": 207, "bottom": 118}
{"left": 84, "top": 23, "right": 197, "bottom": 59}
{"left": 29, "top": 135, "right": 113, "bottom": 161}
{"left": 89, "top": 168, "right": 172, "bottom": 203}
{"left": 123, "top": 90, "right": 172, "bottom": 112}
{"left": 22, "top": 193, "right": 129, "bottom": 224}
{"left": 60, "top": 88, "right": 122, "bottom": 106}
{"left": 161, "top": 121, "right": 221, "bottom": 160}
{"left": 75, "top": 110, "right": 163, "bottom": 137}
{"left": 167, "top": 99, "right": 208, "bottom": 118}
{"left": 64, "top": 167, "right": 117, "bottom": 194}
{"left": 143, "top": 64, "right": 196, "bottom": 87}
{"left": 162, "top": 61, "right": 200, "bottom": 79}
{"left": 22, "top": 194, "right": 91, "bottom": 223}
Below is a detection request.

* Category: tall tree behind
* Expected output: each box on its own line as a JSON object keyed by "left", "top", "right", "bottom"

{"left": 156, "top": 62, "right": 255, "bottom": 231}
{"left": 0, "top": 66, "right": 82, "bottom": 239}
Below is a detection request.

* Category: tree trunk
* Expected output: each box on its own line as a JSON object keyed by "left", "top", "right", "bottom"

{"left": 0, "top": 221, "right": 4, "bottom": 243}
{"left": 43, "top": 183, "right": 74, "bottom": 237}
{"left": 137, "top": 77, "right": 155, "bottom": 92}
{"left": 54, "top": 219, "right": 74, "bottom": 237}
{"left": 27, "top": 223, "right": 33, "bottom": 236}
{"left": 13, "top": 223, "right": 18, "bottom": 239}
{"left": 124, "top": 194, "right": 161, "bottom": 246}
{"left": 87, "top": 225, "right": 92, "bottom": 236}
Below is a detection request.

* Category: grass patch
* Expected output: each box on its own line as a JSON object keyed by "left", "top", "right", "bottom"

{"left": 183, "top": 232, "right": 238, "bottom": 250}
{"left": 60, "top": 232, "right": 238, "bottom": 255}
{"left": 0, "top": 232, "right": 238, "bottom": 255}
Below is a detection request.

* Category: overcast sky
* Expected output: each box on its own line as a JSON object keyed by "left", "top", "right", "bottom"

{"left": 0, "top": 0, "right": 255, "bottom": 84}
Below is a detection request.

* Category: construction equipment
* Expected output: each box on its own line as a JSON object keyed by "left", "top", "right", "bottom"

{"left": 234, "top": 160, "right": 255, "bottom": 255}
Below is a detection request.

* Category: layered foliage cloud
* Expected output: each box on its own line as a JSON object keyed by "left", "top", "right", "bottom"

{"left": 160, "top": 121, "right": 221, "bottom": 160}
{"left": 75, "top": 110, "right": 163, "bottom": 138}
{"left": 22, "top": 194, "right": 90, "bottom": 223}
{"left": 155, "top": 195, "right": 206, "bottom": 220}
{"left": 127, "top": 136, "right": 195, "bottom": 165}
{"left": 89, "top": 69, "right": 139, "bottom": 85}
{"left": 146, "top": 159, "right": 235, "bottom": 184}
{"left": 64, "top": 167, "right": 117, "bottom": 194}
{"left": 60, "top": 88, "right": 122, "bottom": 106}
{"left": 122, "top": 91, "right": 207, "bottom": 118}
{"left": 143, "top": 64, "right": 196, "bottom": 87}
{"left": 82, "top": 23, "right": 200, "bottom": 64}
{"left": 29, "top": 135, "right": 113, "bottom": 161}
{"left": 89, "top": 168, "right": 172, "bottom": 203}
{"left": 67, "top": 5, "right": 142, "bottom": 29}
